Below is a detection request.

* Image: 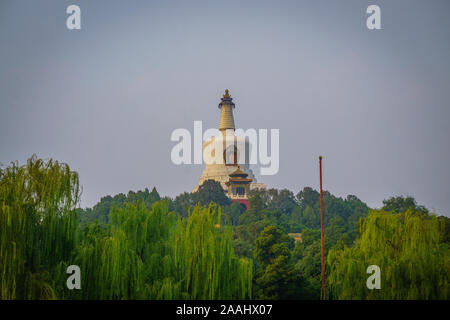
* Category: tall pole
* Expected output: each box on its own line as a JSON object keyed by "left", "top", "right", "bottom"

{"left": 319, "top": 156, "right": 325, "bottom": 300}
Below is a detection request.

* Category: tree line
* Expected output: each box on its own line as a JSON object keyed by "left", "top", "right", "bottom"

{"left": 1, "top": 156, "right": 448, "bottom": 299}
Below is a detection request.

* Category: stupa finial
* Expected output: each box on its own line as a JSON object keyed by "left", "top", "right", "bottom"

{"left": 218, "top": 89, "right": 235, "bottom": 130}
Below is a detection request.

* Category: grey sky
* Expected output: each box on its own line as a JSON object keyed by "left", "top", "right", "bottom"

{"left": 1, "top": 0, "right": 449, "bottom": 216}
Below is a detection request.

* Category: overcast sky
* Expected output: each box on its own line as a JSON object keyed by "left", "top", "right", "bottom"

{"left": 1, "top": 0, "right": 449, "bottom": 216}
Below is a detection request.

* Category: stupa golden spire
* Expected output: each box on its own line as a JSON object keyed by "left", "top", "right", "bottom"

{"left": 218, "top": 89, "right": 235, "bottom": 132}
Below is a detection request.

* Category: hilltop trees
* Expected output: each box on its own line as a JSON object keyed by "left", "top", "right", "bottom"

{"left": 191, "top": 179, "right": 231, "bottom": 207}
{"left": 382, "top": 196, "right": 428, "bottom": 215}
{"left": 79, "top": 187, "right": 161, "bottom": 225}
{"left": 295, "top": 188, "right": 369, "bottom": 232}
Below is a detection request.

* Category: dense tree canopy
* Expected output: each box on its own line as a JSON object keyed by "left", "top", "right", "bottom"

{"left": 327, "top": 210, "right": 449, "bottom": 299}
{"left": 0, "top": 156, "right": 80, "bottom": 299}
{"left": 71, "top": 202, "right": 252, "bottom": 299}
{"left": 253, "top": 226, "right": 298, "bottom": 299}
{"left": 191, "top": 179, "right": 231, "bottom": 207}
{"left": 382, "top": 195, "right": 429, "bottom": 215}
{"left": 1, "top": 156, "right": 448, "bottom": 300}
{"left": 0, "top": 157, "right": 252, "bottom": 300}
{"left": 79, "top": 187, "right": 161, "bottom": 225}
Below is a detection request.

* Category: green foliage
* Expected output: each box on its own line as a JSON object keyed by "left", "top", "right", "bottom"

{"left": 75, "top": 201, "right": 252, "bottom": 299}
{"left": 191, "top": 180, "right": 231, "bottom": 207}
{"left": 248, "top": 188, "right": 269, "bottom": 212}
{"left": 70, "top": 201, "right": 177, "bottom": 299}
{"left": 254, "top": 226, "right": 293, "bottom": 269}
{"left": 221, "top": 201, "right": 246, "bottom": 226}
{"left": 79, "top": 187, "right": 161, "bottom": 225}
{"left": 327, "top": 210, "right": 450, "bottom": 299}
{"left": 266, "top": 189, "right": 297, "bottom": 214}
{"left": 2, "top": 156, "right": 448, "bottom": 301}
{"left": 253, "top": 226, "right": 298, "bottom": 299}
{"left": 233, "top": 187, "right": 368, "bottom": 264}
{"left": 170, "top": 192, "right": 194, "bottom": 218}
{"left": 174, "top": 204, "right": 252, "bottom": 299}
{"left": 437, "top": 216, "right": 450, "bottom": 244}
{"left": 71, "top": 202, "right": 252, "bottom": 300}
{"left": 0, "top": 155, "right": 80, "bottom": 299}
{"left": 242, "top": 187, "right": 369, "bottom": 238}
{"left": 382, "top": 196, "right": 428, "bottom": 214}
{"left": 0, "top": 157, "right": 252, "bottom": 300}
{"left": 296, "top": 188, "right": 369, "bottom": 233}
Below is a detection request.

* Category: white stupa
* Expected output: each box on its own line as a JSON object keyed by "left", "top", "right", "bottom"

{"left": 193, "top": 90, "right": 265, "bottom": 208}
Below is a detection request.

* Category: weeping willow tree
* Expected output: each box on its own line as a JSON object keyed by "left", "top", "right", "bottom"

{"left": 327, "top": 210, "right": 449, "bottom": 299}
{"left": 0, "top": 156, "right": 80, "bottom": 299}
{"left": 1, "top": 156, "right": 252, "bottom": 299}
{"left": 71, "top": 202, "right": 252, "bottom": 299}
{"left": 70, "top": 201, "right": 177, "bottom": 299}
{"left": 174, "top": 204, "right": 253, "bottom": 299}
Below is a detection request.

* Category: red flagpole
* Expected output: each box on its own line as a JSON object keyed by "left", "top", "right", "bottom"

{"left": 319, "top": 156, "right": 325, "bottom": 300}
